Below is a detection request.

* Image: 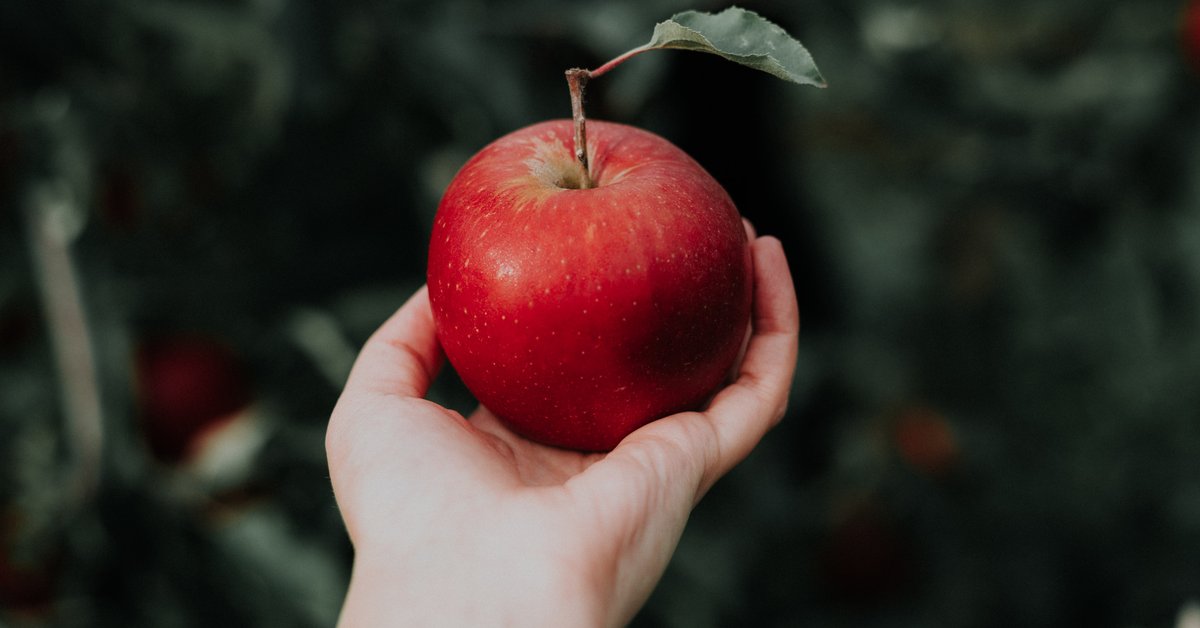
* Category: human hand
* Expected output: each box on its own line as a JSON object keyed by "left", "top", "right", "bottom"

{"left": 326, "top": 228, "right": 799, "bottom": 627}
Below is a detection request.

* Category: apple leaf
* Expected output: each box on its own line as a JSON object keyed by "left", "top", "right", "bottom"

{"left": 567, "top": 6, "right": 824, "bottom": 185}
{"left": 635, "top": 6, "right": 825, "bottom": 87}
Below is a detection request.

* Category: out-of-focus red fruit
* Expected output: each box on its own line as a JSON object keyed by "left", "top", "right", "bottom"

{"left": 893, "top": 405, "right": 959, "bottom": 477}
{"left": 819, "top": 502, "right": 914, "bottom": 606}
{"left": 0, "top": 514, "right": 57, "bottom": 618}
{"left": 0, "top": 129, "right": 20, "bottom": 201}
{"left": 0, "top": 551, "right": 57, "bottom": 616}
{"left": 135, "top": 335, "right": 252, "bottom": 462}
{"left": 98, "top": 166, "right": 142, "bottom": 230}
{"left": 0, "top": 305, "right": 37, "bottom": 355}
{"left": 1185, "top": 0, "right": 1200, "bottom": 73}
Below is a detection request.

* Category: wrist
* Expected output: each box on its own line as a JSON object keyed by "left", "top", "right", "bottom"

{"left": 338, "top": 535, "right": 611, "bottom": 627}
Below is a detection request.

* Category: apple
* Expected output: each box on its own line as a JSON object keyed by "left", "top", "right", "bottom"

{"left": 425, "top": 7, "right": 824, "bottom": 450}
{"left": 0, "top": 304, "right": 36, "bottom": 355}
{"left": 135, "top": 334, "right": 253, "bottom": 462}
{"left": 819, "top": 502, "right": 914, "bottom": 605}
{"left": 1186, "top": 0, "right": 1200, "bottom": 72}
{"left": 892, "top": 405, "right": 959, "bottom": 477}
{"left": 0, "top": 513, "right": 58, "bottom": 618}
{"left": 97, "top": 165, "right": 142, "bottom": 230}
{"left": 427, "top": 119, "right": 752, "bottom": 451}
{"left": 0, "top": 548, "right": 57, "bottom": 617}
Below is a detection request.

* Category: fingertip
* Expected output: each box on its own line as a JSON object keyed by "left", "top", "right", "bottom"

{"left": 742, "top": 217, "right": 757, "bottom": 242}
{"left": 750, "top": 236, "right": 799, "bottom": 334}
{"left": 752, "top": 234, "right": 785, "bottom": 259}
{"left": 750, "top": 236, "right": 789, "bottom": 286}
{"left": 342, "top": 285, "right": 444, "bottom": 399}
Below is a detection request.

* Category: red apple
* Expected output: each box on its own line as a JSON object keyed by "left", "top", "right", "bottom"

{"left": 892, "top": 405, "right": 959, "bottom": 477}
{"left": 819, "top": 502, "right": 914, "bottom": 605}
{"left": 97, "top": 165, "right": 142, "bottom": 229}
{"left": 135, "top": 334, "right": 252, "bottom": 462}
{"left": 0, "top": 549, "right": 57, "bottom": 616}
{"left": 1186, "top": 0, "right": 1200, "bottom": 73}
{"left": 0, "top": 513, "right": 58, "bottom": 617}
{"left": 428, "top": 119, "right": 752, "bottom": 451}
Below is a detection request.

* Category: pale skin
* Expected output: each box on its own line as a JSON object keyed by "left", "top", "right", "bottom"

{"left": 326, "top": 224, "right": 799, "bottom": 627}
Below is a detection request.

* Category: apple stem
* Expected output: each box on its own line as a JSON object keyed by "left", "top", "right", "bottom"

{"left": 565, "top": 68, "right": 594, "bottom": 189}
{"left": 587, "top": 45, "right": 652, "bottom": 79}
{"left": 565, "top": 46, "right": 658, "bottom": 189}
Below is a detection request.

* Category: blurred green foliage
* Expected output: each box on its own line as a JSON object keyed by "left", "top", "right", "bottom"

{"left": 3, "top": 0, "right": 1200, "bottom": 626}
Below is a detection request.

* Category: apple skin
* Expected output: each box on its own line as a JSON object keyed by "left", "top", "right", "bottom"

{"left": 428, "top": 119, "right": 752, "bottom": 451}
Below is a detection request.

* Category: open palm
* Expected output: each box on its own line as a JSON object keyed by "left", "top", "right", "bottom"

{"left": 326, "top": 233, "right": 798, "bottom": 627}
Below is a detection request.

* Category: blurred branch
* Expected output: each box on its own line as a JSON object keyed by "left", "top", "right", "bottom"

{"left": 22, "top": 95, "right": 104, "bottom": 513}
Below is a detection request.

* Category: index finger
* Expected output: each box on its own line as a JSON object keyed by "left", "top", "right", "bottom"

{"left": 341, "top": 285, "right": 444, "bottom": 399}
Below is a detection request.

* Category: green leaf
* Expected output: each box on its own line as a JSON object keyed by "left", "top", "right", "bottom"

{"left": 642, "top": 6, "right": 826, "bottom": 87}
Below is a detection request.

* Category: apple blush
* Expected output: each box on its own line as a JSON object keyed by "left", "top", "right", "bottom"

{"left": 428, "top": 119, "right": 751, "bottom": 451}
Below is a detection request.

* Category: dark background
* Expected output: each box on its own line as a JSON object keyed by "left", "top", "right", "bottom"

{"left": 3, "top": 0, "right": 1200, "bottom": 626}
